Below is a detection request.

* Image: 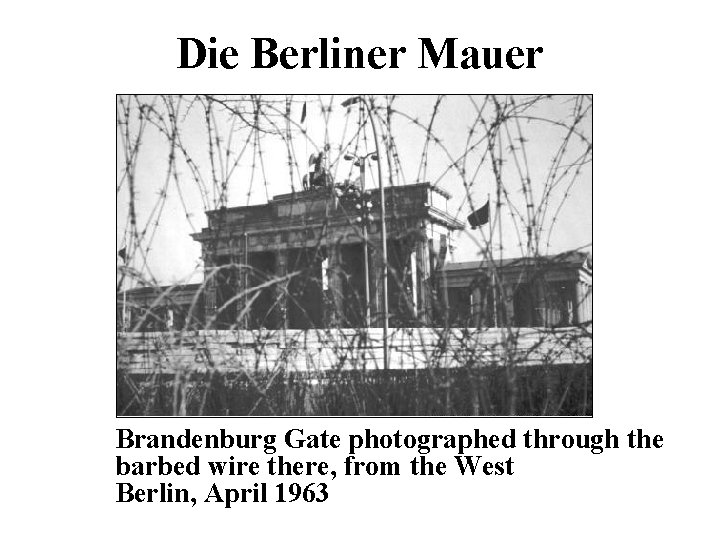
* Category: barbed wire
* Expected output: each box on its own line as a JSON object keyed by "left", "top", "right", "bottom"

{"left": 116, "top": 94, "right": 592, "bottom": 416}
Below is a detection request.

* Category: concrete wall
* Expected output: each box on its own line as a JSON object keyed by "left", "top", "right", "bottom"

{"left": 117, "top": 326, "right": 592, "bottom": 375}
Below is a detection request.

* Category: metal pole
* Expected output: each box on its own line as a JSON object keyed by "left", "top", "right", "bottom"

{"left": 490, "top": 191, "right": 498, "bottom": 327}
{"left": 122, "top": 286, "right": 127, "bottom": 332}
{"left": 122, "top": 235, "right": 131, "bottom": 332}
{"left": 360, "top": 161, "right": 371, "bottom": 328}
{"left": 244, "top": 231, "right": 249, "bottom": 330}
{"left": 362, "top": 98, "right": 389, "bottom": 370}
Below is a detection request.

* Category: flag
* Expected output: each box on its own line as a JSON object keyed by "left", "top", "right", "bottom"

{"left": 467, "top": 201, "right": 490, "bottom": 229}
{"left": 118, "top": 247, "right": 127, "bottom": 262}
{"left": 300, "top": 102, "right": 307, "bottom": 124}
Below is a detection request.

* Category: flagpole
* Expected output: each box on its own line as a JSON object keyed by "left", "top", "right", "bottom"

{"left": 123, "top": 277, "right": 128, "bottom": 332}
{"left": 495, "top": 169, "right": 504, "bottom": 329}
{"left": 120, "top": 227, "right": 127, "bottom": 332}
{"left": 467, "top": 195, "right": 492, "bottom": 328}
{"left": 341, "top": 95, "right": 388, "bottom": 369}
{"left": 489, "top": 191, "right": 498, "bottom": 327}
{"left": 122, "top": 284, "right": 127, "bottom": 332}
{"left": 122, "top": 231, "right": 132, "bottom": 332}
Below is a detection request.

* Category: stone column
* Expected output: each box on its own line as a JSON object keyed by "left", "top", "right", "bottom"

{"left": 275, "top": 248, "right": 289, "bottom": 330}
{"left": 326, "top": 244, "right": 343, "bottom": 327}
{"left": 534, "top": 279, "right": 547, "bottom": 327}
{"left": 503, "top": 284, "right": 515, "bottom": 327}
{"left": 471, "top": 284, "right": 482, "bottom": 329}
{"left": 415, "top": 235, "right": 431, "bottom": 325}
{"left": 232, "top": 252, "right": 248, "bottom": 329}
{"left": 371, "top": 247, "right": 385, "bottom": 328}
{"left": 203, "top": 252, "right": 217, "bottom": 328}
{"left": 409, "top": 250, "right": 418, "bottom": 319}
{"left": 575, "top": 281, "right": 586, "bottom": 324}
{"left": 439, "top": 272, "right": 450, "bottom": 328}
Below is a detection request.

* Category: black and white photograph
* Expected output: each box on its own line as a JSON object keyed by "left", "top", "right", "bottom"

{"left": 8, "top": 1, "right": 720, "bottom": 538}
{"left": 117, "top": 94, "right": 592, "bottom": 416}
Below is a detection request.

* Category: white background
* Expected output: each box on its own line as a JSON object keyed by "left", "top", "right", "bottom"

{"left": 2, "top": 1, "right": 719, "bottom": 538}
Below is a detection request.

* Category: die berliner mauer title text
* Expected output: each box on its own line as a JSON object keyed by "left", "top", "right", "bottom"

{"left": 177, "top": 37, "right": 544, "bottom": 70}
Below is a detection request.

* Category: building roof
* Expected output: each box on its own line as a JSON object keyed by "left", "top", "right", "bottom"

{"left": 444, "top": 250, "right": 592, "bottom": 273}
{"left": 194, "top": 182, "right": 466, "bottom": 245}
{"left": 118, "top": 283, "right": 202, "bottom": 297}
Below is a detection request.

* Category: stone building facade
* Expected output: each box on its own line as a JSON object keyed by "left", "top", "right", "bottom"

{"left": 440, "top": 251, "right": 592, "bottom": 328}
{"left": 117, "top": 283, "right": 203, "bottom": 332}
{"left": 118, "top": 185, "right": 592, "bottom": 332}
{"left": 190, "top": 182, "right": 464, "bottom": 330}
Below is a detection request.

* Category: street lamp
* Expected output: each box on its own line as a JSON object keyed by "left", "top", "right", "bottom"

{"left": 344, "top": 151, "right": 376, "bottom": 328}
{"left": 342, "top": 95, "right": 390, "bottom": 370}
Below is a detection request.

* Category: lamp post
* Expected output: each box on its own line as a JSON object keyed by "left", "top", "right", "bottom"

{"left": 342, "top": 96, "right": 389, "bottom": 370}
{"left": 344, "top": 151, "right": 377, "bottom": 329}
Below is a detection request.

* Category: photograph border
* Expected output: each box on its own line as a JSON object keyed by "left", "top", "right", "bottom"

{"left": 115, "top": 93, "right": 593, "bottom": 419}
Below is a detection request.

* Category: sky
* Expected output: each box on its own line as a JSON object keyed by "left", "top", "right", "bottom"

{"left": 117, "top": 95, "right": 592, "bottom": 286}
